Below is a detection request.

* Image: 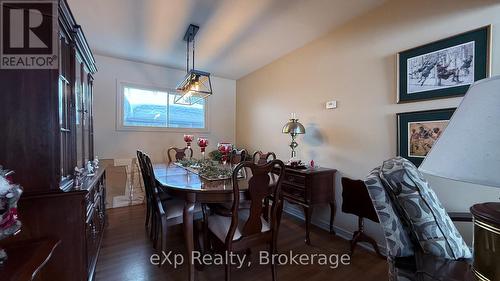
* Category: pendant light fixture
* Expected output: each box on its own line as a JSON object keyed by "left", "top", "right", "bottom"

{"left": 174, "top": 24, "right": 213, "bottom": 105}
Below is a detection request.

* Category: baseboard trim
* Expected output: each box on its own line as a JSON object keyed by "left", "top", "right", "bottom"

{"left": 283, "top": 206, "right": 387, "bottom": 256}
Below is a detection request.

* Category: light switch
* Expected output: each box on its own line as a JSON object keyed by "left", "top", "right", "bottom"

{"left": 326, "top": 100, "right": 337, "bottom": 109}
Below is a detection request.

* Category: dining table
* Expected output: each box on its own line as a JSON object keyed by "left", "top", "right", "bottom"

{"left": 153, "top": 163, "right": 250, "bottom": 281}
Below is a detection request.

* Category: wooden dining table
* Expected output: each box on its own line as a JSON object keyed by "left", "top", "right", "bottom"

{"left": 153, "top": 163, "right": 250, "bottom": 281}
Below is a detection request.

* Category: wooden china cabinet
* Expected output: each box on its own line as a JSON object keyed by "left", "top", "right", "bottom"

{"left": 0, "top": 1, "right": 105, "bottom": 281}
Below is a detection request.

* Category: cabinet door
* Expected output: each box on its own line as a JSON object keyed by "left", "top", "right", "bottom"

{"left": 75, "top": 55, "right": 84, "bottom": 168}
{"left": 88, "top": 76, "right": 95, "bottom": 161}
{"left": 82, "top": 67, "right": 92, "bottom": 164}
{"left": 59, "top": 33, "right": 74, "bottom": 186}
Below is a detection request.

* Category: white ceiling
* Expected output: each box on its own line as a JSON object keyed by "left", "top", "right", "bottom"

{"left": 67, "top": 0, "right": 384, "bottom": 79}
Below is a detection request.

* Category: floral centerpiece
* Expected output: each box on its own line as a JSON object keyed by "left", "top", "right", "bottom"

{"left": 176, "top": 158, "right": 233, "bottom": 180}
{"left": 0, "top": 167, "right": 23, "bottom": 263}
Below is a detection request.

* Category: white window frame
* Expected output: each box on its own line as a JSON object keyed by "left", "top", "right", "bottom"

{"left": 116, "top": 80, "right": 210, "bottom": 132}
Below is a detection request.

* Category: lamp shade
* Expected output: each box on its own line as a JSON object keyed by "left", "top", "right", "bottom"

{"left": 282, "top": 119, "right": 305, "bottom": 134}
{"left": 174, "top": 69, "right": 213, "bottom": 105}
{"left": 419, "top": 76, "right": 500, "bottom": 188}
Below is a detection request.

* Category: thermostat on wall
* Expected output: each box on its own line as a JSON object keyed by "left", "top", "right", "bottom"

{"left": 326, "top": 100, "right": 337, "bottom": 109}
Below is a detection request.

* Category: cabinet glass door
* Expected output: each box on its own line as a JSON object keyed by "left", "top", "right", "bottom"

{"left": 82, "top": 67, "right": 91, "bottom": 165}
{"left": 75, "top": 56, "right": 84, "bottom": 168}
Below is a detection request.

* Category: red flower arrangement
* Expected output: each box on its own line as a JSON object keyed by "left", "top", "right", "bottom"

{"left": 0, "top": 167, "right": 23, "bottom": 263}
{"left": 217, "top": 143, "right": 233, "bottom": 164}
{"left": 184, "top": 134, "right": 194, "bottom": 149}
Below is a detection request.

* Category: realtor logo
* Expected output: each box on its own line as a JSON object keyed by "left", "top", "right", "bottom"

{"left": 1, "top": 0, "right": 58, "bottom": 69}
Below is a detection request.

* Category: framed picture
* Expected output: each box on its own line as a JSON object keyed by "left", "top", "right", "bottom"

{"left": 397, "top": 26, "right": 491, "bottom": 103}
{"left": 397, "top": 108, "right": 456, "bottom": 166}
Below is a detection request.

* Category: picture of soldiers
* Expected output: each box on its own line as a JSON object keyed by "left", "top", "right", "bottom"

{"left": 407, "top": 41, "right": 474, "bottom": 94}
{"left": 408, "top": 120, "right": 449, "bottom": 157}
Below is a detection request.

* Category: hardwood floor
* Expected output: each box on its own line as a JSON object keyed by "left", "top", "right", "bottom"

{"left": 95, "top": 205, "right": 388, "bottom": 281}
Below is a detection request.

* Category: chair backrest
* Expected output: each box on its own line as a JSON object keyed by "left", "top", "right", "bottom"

{"left": 230, "top": 149, "right": 247, "bottom": 165}
{"left": 137, "top": 150, "right": 165, "bottom": 214}
{"left": 137, "top": 151, "right": 153, "bottom": 204}
{"left": 166, "top": 147, "right": 193, "bottom": 163}
{"left": 140, "top": 151, "right": 167, "bottom": 216}
{"left": 226, "top": 160, "right": 285, "bottom": 243}
{"left": 341, "top": 177, "right": 379, "bottom": 223}
{"left": 252, "top": 151, "right": 276, "bottom": 165}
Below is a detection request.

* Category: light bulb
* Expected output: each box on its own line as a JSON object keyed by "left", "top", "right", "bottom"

{"left": 190, "top": 81, "right": 200, "bottom": 91}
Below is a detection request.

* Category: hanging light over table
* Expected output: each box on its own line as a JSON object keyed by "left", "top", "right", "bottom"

{"left": 174, "top": 24, "right": 213, "bottom": 105}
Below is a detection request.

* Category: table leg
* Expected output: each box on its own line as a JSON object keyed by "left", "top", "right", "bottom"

{"left": 303, "top": 205, "right": 312, "bottom": 245}
{"left": 183, "top": 195, "right": 196, "bottom": 281}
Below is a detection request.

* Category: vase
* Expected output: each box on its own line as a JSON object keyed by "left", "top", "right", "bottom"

{"left": 197, "top": 138, "right": 208, "bottom": 159}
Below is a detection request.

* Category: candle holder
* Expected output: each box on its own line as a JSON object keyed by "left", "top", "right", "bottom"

{"left": 197, "top": 138, "right": 208, "bottom": 159}
{"left": 184, "top": 134, "right": 194, "bottom": 149}
{"left": 217, "top": 143, "right": 233, "bottom": 165}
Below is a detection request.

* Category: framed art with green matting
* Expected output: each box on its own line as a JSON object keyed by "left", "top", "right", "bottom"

{"left": 397, "top": 108, "right": 456, "bottom": 167}
{"left": 397, "top": 26, "right": 491, "bottom": 103}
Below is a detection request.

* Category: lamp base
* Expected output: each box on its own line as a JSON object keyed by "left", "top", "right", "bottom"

{"left": 470, "top": 202, "right": 500, "bottom": 281}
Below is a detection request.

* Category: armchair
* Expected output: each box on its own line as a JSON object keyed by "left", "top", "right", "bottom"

{"left": 364, "top": 157, "right": 474, "bottom": 281}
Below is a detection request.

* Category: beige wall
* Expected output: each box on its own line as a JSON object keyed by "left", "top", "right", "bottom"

{"left": 93, "top": 54, "right": 236, "bottom": 163}
{"left": 236, "top": 0, "right": 500, "bottom": 248}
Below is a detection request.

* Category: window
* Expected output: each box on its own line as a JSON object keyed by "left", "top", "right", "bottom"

{"left": 118, "top": 83, "right": 207, "bottom": 131}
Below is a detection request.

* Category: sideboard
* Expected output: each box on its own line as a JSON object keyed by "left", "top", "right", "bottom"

{"left": 0, "top": 1, "right": 104, "bottom": 280}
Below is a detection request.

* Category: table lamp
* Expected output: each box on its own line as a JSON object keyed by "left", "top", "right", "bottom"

{"left": 419, "top": 76, "right": 500, "bottom": 281}
{"left": 282, "top": 113, "right": 306, "bottom": 160}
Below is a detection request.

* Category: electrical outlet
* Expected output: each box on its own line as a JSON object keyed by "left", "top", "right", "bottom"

{"left": 326, "top": 100, "right": 337, "bottom": 109}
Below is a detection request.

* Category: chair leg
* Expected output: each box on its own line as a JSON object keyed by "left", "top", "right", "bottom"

{"left": 145, "top": 202, "right": 151, "bottom": 228}
{"left": 150, "top": 211, "right": 156, "bottom": 240}
{"left": 153, "top": 215, "right": 159, "bottom": 249}
{"left": 149, "top": 212, "right": 156, "bottom": 240}
{"left": 202, "top": 204, "right": 210, "bottom": 254}
{"left": 155, "top": 216, "right": 161, "bottom": 250}
{"left": 159, "top": 217, "right": 167, "bottom": 267}
{"left": 225, "top": 262, "right": 231, "bottom": 281}
{"left": 263, "top": 197, "right": 270, "bottom": 221}
{"left": 270, "top": 244, "right": 277, "bottom": 281}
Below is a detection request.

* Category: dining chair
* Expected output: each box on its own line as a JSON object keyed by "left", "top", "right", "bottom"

{"left": 166, "top": 147, "right": 193, "bottom": 163}
{"left": 230, "top": 148, "right": 247, "bottom": 165}
{"left": 341, "top": 177, "right": 383, "bottom": 258}
{"left": 252, "top": 151, "right": 276, "bottom": 165}
{"left": 137, "top": 150, "right": 202, "bottom": 254}
{"left": 206, "top": 160, "right": 286, "bottom": 281}
{"left": 253, "top": 151, "right": 278, "bottom": 220}
{"left": 208, "top": 148, "right": 251, "bottom": 217}
{"left": 137, "top": 152, "right": 172, "bottom": 219}
{"left": 136, "top": 151, "right": 155, "bottom": 235}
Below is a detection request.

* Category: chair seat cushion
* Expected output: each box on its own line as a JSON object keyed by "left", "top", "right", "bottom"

{"left": 208, "top": 209, "right": 270, "bottom": 241}
{"left": 379, "top": 157, "right": 472, "bottom": 260}
{"left": 365, "top": 167, "right": 415, "bottom": 257}
{"left": 162, "top": 198, "right": 201, "bottom": 220}
{"left": 158, "top": 191, "right": 172, "bottom": 201}
{"left": 209, "top": 201, "right": 252, "bottom": 216}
